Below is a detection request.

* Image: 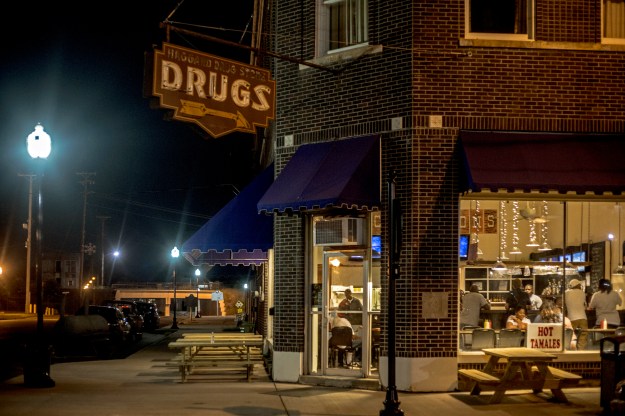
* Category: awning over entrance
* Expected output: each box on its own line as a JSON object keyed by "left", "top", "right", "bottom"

{"left": 182, "top": 164, "right": 274, "bottom": 266}
{"left": 459, "top": 130, "right": 625, "bottom": 196}
{"left": 257, "top": 135, "right": 381, "bottom": 214}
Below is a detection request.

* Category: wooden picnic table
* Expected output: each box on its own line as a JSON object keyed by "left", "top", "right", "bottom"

{"left": 458, "top": 347, "right": 582, "bottom": 404}
{"left": 168, "top": 333, "right": 265, "bottom": 382}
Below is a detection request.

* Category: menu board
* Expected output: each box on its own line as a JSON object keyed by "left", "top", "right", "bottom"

{"left": 589, "top": 241, "right": 605, "bottom": 292}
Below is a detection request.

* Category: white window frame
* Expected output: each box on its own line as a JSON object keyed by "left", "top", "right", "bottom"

{"left": 316, "top": 0, "right": 369, "bottom": 57}
{"left": 602, "top": 0, "right": 625, "bottom": 45}
{"left": 465, "top": 0, "right": 535, "bottom": 41}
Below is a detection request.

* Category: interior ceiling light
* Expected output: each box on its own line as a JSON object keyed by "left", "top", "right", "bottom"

{"left": 492, "top": 257, "right": 507, "bottom": 271}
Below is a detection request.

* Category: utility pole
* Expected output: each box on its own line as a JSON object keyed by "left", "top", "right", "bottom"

{"left": 96, "top": 215, "right": 110, "bottom": 287}
{"left": 77, "top": 172, "right": 96, "bottom": 301}
{"left": 18, "top": 173, "right": 35, "bottom": 313}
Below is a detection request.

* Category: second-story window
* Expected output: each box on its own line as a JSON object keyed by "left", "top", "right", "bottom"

{"left": 317, "top": 0, "right": 368, "bottom": 56}
{"left": 603, "top": 0, "right": 625, "bottom": 43}
{"left": 466, "top": 0, "right": 534, "bottom": 40}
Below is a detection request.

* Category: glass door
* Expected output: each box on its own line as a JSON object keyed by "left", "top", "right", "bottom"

{"left": 323, "top": 250, "right": 367, "bottom": 376}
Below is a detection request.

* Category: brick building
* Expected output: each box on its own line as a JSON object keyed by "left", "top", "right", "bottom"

{"left": 256, "top": 0, "right": 625, "bottom": 392}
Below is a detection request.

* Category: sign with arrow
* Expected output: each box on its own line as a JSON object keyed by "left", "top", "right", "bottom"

{"left": 151, "top": 43, "right": 275, "bottom": 138}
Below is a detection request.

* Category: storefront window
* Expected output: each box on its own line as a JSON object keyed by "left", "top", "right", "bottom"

{"left": 459, "top": 199, "right": 625, "bottom": 352}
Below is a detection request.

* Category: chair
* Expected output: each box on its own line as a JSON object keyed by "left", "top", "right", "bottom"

{"left": 471, "top": 328, "right": 496, "bottom": 351}
{"left": 565, "top": 327, "right": 574, "bottom": 350}
{"left": 497, "top": 328, "right": 524, "bottom": 347}
{"left": 615, "top": 327, "right": 625, "bottom": 336}
{"left": 460, "top": 326, "right": 480, "bottom": 350}
{"left": 329, "top": 326, "right": 355, "bottom": 367}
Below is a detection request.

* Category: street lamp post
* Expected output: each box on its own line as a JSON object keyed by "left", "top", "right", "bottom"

{"left": 171, "top": 246, "right": 179, "bottom": 330}
{"left": 380, "top": 171, "right": 403, "bottom": 416}
{"left": 18, "top": 173, "right": 35, "bottom": 313}
{"left": 195, "top": 268, "right": 201, "bottom": 318}
{"left": 24, "top": 123, "right": 54, "bottom": 388}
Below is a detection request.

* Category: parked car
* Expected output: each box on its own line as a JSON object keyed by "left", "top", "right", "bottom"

{"left": 135, "top": 301, "right": 161, "bottom": 331}
{"left": 102, "top": 300, "right": 144, "bottom": 341}
{"left": 75, "top": 305, "right": 131, "bottom": 344}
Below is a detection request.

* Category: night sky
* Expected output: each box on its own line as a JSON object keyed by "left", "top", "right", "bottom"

{"left": 0, "top": 1, "right": 259, "bottom": 286}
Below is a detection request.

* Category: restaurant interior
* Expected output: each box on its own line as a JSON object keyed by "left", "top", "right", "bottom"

{"left": 458, "top": 199, "right": 625, "bottom": 351}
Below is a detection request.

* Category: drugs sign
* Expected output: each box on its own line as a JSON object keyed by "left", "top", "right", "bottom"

{"left": 152, "top": 43, "right": 275, "bottom": 138}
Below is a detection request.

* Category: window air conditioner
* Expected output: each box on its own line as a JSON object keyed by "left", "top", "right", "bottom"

{"left": 314, "top": 218, "right": 364, "bottom": 246}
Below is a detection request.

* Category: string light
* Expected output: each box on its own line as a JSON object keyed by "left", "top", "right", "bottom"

{"left": 500, "top": 200, "right": 509, "bottom": 260}
{"left": 509, "top": 201, "right": 522, "bottom": 255}
{"left": 493, "top": 200, "right": 507, "bottom": 271}
{"left": 538, "top": 201, "right": 552, "bottom": 251}
{"left": 472, "top": 200, "right": 483, "bottom": 256}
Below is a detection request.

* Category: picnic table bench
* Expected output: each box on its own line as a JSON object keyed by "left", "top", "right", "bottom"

{"left": 168, "top": 333, "right": 265, "bottom": 382}
{"left": 458, "top": 347, "right": 582, "bottom": 404}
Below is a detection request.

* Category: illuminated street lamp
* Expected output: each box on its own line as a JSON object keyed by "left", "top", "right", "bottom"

{"left": 171, "top": 246, "right": 179, "bottom": 330}
{"left": 195, "top": 268, "right": 201, "bottom": 318}
{"left": 102, "top": 250, "right": 120, "bottom": 287}
{"left": 24, "top": 123, "right": 54, "bottom": 388}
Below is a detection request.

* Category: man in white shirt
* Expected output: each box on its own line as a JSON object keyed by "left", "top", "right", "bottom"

{"left": 525, "top": 284, "right": 543, "bottom": 311}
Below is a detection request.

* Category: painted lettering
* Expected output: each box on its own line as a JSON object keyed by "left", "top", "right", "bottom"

{"left": 537, "top": 326, "right": 554, "bottom": 336}
{"left": 252, "top": 85, "right": 271, "bottom": 111}
{"left": 161, "top": 60, "right": 183, "bottom": 91}
{"left": 231, "top": 80, "right": 250, "bottom": 107}
{"left": 209, "top": 73, "right": 228, "bottom": 102}
{"left": 187, "top": 67, "right": 207, "bottom": 98}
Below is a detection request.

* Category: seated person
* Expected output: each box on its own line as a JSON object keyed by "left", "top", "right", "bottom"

{"left": 534, "top": 298, "right": 577, "bottom": 349}
{"left": 506, "top": 305, "right": 531, "bottom": 331}
{"left": 329, "top": 312, "right": 361, "bottom": 367}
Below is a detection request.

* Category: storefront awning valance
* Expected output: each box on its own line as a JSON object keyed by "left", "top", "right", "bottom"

{"left": 182, "top": 164, "right": 274, "bottom": 266}
{"left": 459, "top": 130, "right": 625, "bottom": 196}
{"left": 257, "top": 135, "right": 381, "bottom": 214}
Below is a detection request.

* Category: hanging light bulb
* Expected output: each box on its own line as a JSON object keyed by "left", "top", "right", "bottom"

{"left": 493, "top": 257, "right": 507, "bottom": 271}
{"left": 509, "top": 201, "right": 522, "bottom": 255}
{"left": 538, "top": 201, "right": 552, "bottom": 251}
{"left": 527, "top": 222, "right": 539, "bottom": 247}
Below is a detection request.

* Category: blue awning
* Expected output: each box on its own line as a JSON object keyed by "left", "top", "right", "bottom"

{"left": 257, "top": 135, "right": 381, "bottom": 214}
{"left": 182, "top": 164, "right": 274, "bottom": 266}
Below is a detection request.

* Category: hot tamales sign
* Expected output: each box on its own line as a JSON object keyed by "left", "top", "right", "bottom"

{"left": 152, "top": 43, "right": 275, "bottom": 138}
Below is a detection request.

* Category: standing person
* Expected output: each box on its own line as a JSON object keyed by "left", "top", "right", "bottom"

{"left": 525, "top": 284, "right": 543, "bottom": 311}
{"left": 504, "top": 278, "right": 531, "bottom": 327}
{"left": 565, "top": 278, "right": 588, "bottom": 350}
{"left": 338, "top": 289, "right": 363, "bottom": 325}
{"left": 460, "top": 284, "right": 491, "bottom": 328}
{"left": 589, "top": 278, "right": 622, "bottom": 328}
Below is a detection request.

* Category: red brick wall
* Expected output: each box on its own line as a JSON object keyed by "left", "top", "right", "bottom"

{"left": 270, "top": 0, "right": 625, "bottom": 372}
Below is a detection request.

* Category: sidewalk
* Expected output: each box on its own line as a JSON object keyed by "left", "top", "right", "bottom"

{"left": 0, "top": 316, "right": 606, "bottom": 416}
